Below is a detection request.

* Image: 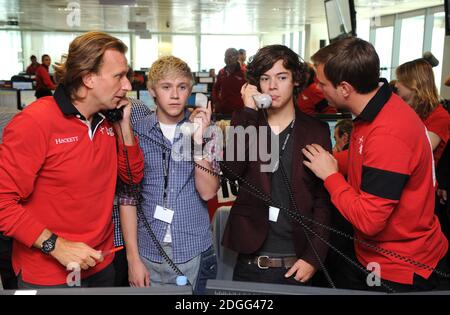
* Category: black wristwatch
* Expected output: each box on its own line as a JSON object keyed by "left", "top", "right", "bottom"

{"left": 41, "top": 233, "right": 58, "bottom": 255}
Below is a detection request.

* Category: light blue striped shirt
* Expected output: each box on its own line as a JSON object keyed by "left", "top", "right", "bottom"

{"left": 119, "top": 109, "right": 213, "bottom": 263}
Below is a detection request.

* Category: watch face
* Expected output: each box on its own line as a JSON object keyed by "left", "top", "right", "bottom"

{"left": 42, "top": 239, "right": 55, "bottom": 253}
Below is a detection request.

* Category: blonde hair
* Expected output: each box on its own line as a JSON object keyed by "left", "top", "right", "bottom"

{"left": 54, "top": 31, "right": 127, "bottom": 101}
{"left": 147, "top": 56, "right": 194, "bottom": 88}
{"left": 396, "top": 59, "right": 439, "bottom": 120}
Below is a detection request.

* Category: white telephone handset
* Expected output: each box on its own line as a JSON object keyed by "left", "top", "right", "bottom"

{"left": 252, "top": 94, "right": 272, "bottom": 109}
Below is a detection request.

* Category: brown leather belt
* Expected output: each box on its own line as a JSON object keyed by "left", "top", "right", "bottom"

{"left": 240, "top": 255, "right": 297, "bottom": 269}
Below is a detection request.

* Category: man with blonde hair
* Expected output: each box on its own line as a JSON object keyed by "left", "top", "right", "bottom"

{"left": 119, "top": 56, "right": 219, "bottom": 294}
{"left": 0, "top": 31, "right": 144, "bottom": 289}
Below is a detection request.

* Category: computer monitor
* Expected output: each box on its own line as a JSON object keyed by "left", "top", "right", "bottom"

{"left": 192, "top": 83, "right": 208, "bottom": 93}
{"left": 0, "top": 89, "right": 19, "bottom": 110}
{"left": 324, "top": 0, "right": 357, "bottom": 43}
{"left": 19, "top": 90, "right": 37, "bottom": 109}
{"left": 138, "top": 90, "right": 156, "bottom": 111}
{"left": 187, "top": 94, "right": 196, "bottom": 107}
{"left": 12, "top": 81, "right": 33, "bottom": 90}
{"left": 445, "top": 0, "right": 450, "bottom": 36}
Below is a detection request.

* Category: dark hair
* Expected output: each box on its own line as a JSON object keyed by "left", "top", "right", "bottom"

{"left": 30, "top": 55, "right": 37, "bottom": 60}
{"left": 311, "top": 37, "right": 380, "bottom": 94}
{"left": 305, "top": 65, "right": 316, "bottom": 87}
{"left": 41, "top": 54, "right": 50, "bottom": 63}
{"left": 335, "top": 119, "right": 353, "bottom": 137}
{"left": 238, "top": 49, "right": 246, "bottom": 54}
{"left": 225, "top": 48, "right": 238, "bottom": 57}
{"left": 246, "top": 45, "right": 309, "bottom": 99}
{"left": 54, "top": 31, "right": 127, "bottom": 101}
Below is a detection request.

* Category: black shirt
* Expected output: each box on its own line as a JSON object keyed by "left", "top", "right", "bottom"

{"left": 258, "top": 122, "right": 296, "bottom": 256}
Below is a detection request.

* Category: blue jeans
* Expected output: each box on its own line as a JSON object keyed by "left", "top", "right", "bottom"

{"left": 194, "top": 245, "right": 217, "bottom": 295}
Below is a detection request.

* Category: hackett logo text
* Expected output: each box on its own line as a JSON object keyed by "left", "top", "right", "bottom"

{"left": 55, "top": 136, "right": 79, "bottom": 145}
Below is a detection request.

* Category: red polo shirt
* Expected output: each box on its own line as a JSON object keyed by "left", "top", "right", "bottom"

{"left": 35, "top": 65, "right": 56, "bottom": 90}
{"left": 297, "top": 79, "right": 337, "bottom": 115}
{"left": 0, "top": 86, "right": 144, "bottom": 285}
{"left": 324, "top": 82, "right": 448, "bottom": 285}
{"left": 423, "top": 105, "right": 450, "bottom": 165}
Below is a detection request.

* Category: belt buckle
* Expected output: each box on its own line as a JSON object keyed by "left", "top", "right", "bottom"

{"left": 257, "top": 255, "right": 270, "bottom": 269}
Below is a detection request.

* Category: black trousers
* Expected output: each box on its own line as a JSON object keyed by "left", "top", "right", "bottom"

{"left": 0, "top": 235, "right": 17, "bottom": 289}
{"left": 18, "top": 263, "right": 115, "bottom": 289}
{"left": 233, "top": 255, "right": 310, "bottom": 286}
{"left": 337, "top": 253, "right": 450, "bottom": 293}
{"left": 435, "top": 195, "right": 450, "bottom": 269}
{"left": 113, "top": 247, "right": 129, "bottom": 287}
{"left": 313, "top": 204, "right": 355, "bottom": 288}
{"left": 34, "top": 88, "right": 52, "bottom": 99}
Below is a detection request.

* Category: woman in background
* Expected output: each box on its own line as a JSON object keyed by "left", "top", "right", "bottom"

{"left": 395, "top": 59, "right": 449, "bottom": 164}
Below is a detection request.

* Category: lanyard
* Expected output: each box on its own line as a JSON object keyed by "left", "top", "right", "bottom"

{"left": 272, "top": 119, "right": 295, "bottom": 173}
{"left": 162, "top": 151, "right": 170, "bottom": 208}
{"left": 279, "top": 119, "right": 295, "bottom": 158}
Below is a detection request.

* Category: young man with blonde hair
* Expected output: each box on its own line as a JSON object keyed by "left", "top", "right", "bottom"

{"left": 120, "top": 56, "right": 219, "bottom": 294}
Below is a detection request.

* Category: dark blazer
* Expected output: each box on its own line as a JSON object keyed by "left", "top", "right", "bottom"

{"left": 221, "top": 106, "right": 332, "bottom": 268}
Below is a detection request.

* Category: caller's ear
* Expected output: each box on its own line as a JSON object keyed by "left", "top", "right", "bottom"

{"left": 82, "top": 72, "right": 95, "bottom": 89}
{"left": 339, "top": 81, "right": 355, "bottom": 98}
{"left": 148, "top": 87, "right": 156, "bottom": 99}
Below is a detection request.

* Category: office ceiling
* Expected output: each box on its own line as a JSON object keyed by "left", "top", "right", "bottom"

{"left": 0, "top": 0, "right": 444, "bottom": 34}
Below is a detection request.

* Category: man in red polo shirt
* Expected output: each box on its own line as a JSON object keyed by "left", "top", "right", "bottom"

{"left": 0, "top": 32, "right": 144, "bottom": 289}
{"left": 34, "top": 54, "right": 56, "bottom": 99}
{"left": 302, "top": 37, "right": 448, "bottom": 292}
{"left": 26, "top": 55, "right": 40, "bottom": 75}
